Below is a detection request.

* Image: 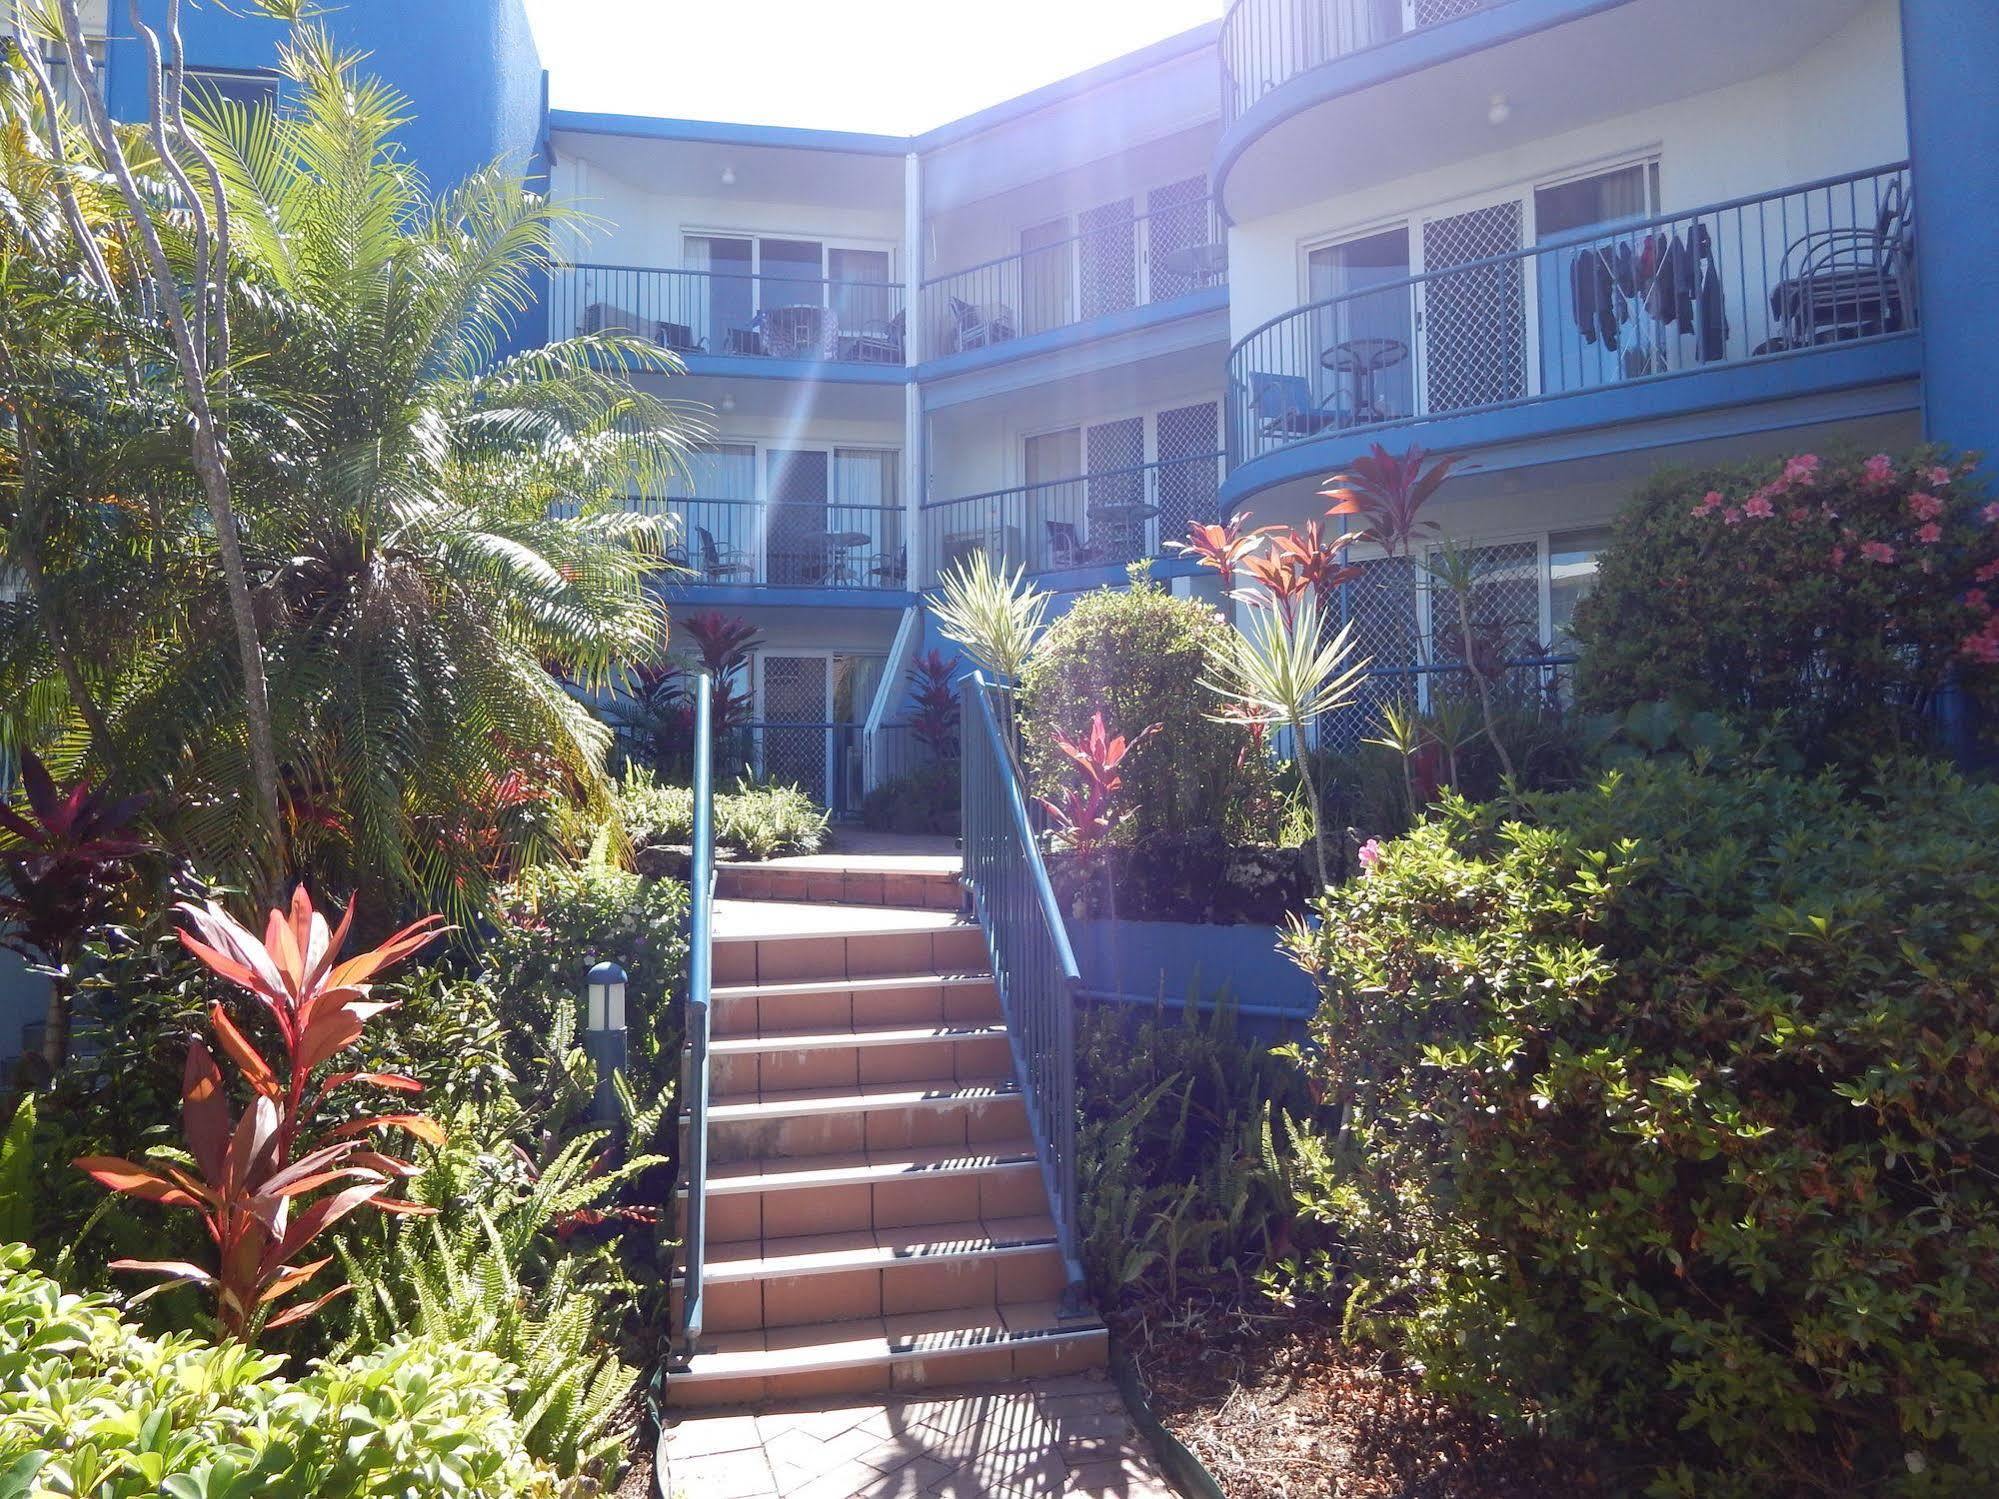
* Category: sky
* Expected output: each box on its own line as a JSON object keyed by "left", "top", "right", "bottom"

{"left": 520, "top": 0, "right": 1227, "bottom": 136}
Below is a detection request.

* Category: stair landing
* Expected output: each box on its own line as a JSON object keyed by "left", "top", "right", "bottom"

{"left": 675, "top": 868, "right": 1107, "bottom": 1410}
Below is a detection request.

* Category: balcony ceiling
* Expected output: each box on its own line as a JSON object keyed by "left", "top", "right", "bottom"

{"left": 553, "top": 129, "right": 904, "bottom": 213}
{"left": 1222, "top": 0, "right": 1875, "bottom": 223}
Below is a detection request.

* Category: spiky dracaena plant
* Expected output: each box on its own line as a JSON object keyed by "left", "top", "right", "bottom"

{"left": 928, "top": 552, "right": 1050, "bottom": 746}
{"left": 1200, "top": 597, "right": 1369, "bottom": 889}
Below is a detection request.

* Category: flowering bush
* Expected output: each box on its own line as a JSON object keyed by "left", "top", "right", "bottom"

{"left": 484, "top": 862, "right": 689, "bottom": 1094}
{"left": 1572, "top": 448, "right": 1998, "bottom": 761}
{"left": 1286, "top": 758, "right": 1999, "bottom": 1495}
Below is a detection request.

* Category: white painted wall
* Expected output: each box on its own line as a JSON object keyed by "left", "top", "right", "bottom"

{"left": 1226, "top": 0, "right": 1909, "bottom": 341}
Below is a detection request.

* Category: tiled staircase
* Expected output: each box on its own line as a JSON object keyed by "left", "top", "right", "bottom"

{"left": 670, "top": 867, "right": 1108, "bottom": 1407}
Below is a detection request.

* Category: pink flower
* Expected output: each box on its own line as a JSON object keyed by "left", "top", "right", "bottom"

{"left": 1788, "top": 507, "right": 1810, "bottom": 524}
{"left": 1722, "top": 507, "right": 1743, "bottom": 526}
{"left": 1979, "top": 559, "right": 1999, "bottom": 584}
{"left": 1783, "top": 454, "right": 1821, "bottom": 486}
{"left": 1862, "top": 454, "right": 1896, "bottom": 488}
{"left": 1982, "top": 502, "right": 1999, "bottom": 526}
{"left": 1743, "top": 495, "right": 1775, "bottom": 520}
{"left": 1916, "top": 522, "right": 1943, "bottom": 545}
{"left": 1962, "top": 627, "right": 1999, "bottom": 666}
{"left": 1860, "top": 540, "right": 1897, "bottom": 564}
{"left": 1357, "top": 838, "right": 1384, "bottom": 873}
{"left": 1927, "top": 466, "right": 1952, "bottom": 488}
{"left": 1692, "top": 490, "right": 1723, "bottom": 518}
{"left": 1909, "top": 492, "right": 1945, "bottom": 521}
{"left": 1967, "top": 589, "right": 1990, "bottom": 612}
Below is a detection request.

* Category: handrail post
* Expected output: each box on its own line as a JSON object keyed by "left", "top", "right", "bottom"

{"left": 675, "top": 671, "right": 716, "bottom": 1365}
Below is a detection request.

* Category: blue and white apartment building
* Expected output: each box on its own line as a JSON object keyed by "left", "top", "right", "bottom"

{"left": 22, "top": 0, "right": 1999, "bottom": 807}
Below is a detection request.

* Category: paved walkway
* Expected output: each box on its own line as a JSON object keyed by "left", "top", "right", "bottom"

{"left": 658, "top": 1374, "right": 1178, "bottom": 1499}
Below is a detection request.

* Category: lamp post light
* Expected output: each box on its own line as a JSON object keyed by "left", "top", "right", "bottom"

{"left": 584, "top": 959, "right": 628, "bottom": 1121}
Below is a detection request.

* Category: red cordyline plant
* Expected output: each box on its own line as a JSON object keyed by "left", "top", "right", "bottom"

{"left": 0, "top": 752, "right": 150, "bottom": 1069}
{"left": 1035, "top": 712, "right": 1161, "bottom": 858}
{"left": 1167, "top": 514, "right": 1274, "bottom": 594}
{"left": 907, "top": 650, "right": 961, "bottom": 760}
{"left": 1321, "top": 442, "right": 1461, "bottom": 557}
{"left": 75, "top": 887, "right": 448, "bottom": 1340}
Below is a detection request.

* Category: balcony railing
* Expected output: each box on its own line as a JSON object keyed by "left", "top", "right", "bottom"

{"left": 920, "top": 195, "right": 1226, "bottom": 359}
{"left": 920, "top": 452, "right": 1225, "bottom": 587}
{"left": 654, "top": 496, "right": 908, "bottom": 590}
{"left": 1227, "top": 165, "right": 1916, "bottom": 471}
{"left": 547, "top": 264, "right": 906, "bottom": 365}
{"left": 1220, "top": 0, "right": 1506, "bottom": 126}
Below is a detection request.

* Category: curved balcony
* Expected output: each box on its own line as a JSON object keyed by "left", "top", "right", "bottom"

{"left": 1219, "top": 0, "right": 1511, "bottom": 128}
{"left": 1224, "top": 165, "right": 1919, "bottom": 508}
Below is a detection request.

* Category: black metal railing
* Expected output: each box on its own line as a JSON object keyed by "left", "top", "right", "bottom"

{"left": 653, "top": 497, "right": 908, "bottom": 590}
{"left": 548, "top": 264, "right": 906, "bottom": 365}
{"left": 673, "top": 672, "right": 716, "bottom": 1363}
{"left": 1227, "top": 165, "right": 1917, "bottom": 470}
{"left": 961, "top": 674, "right": 1086, "bottom": 1309}
{"left": 921, "top": 195, "right": 1226, "bottom": 358}
{"left": 1317, "top": 653, "right": 1579, "bottom": 755}
{"left": 921, "top": 452, "right": 1225, "bottom": 587}
{"left": 1220, "top": 0, "right": 1505, "bottom": 126}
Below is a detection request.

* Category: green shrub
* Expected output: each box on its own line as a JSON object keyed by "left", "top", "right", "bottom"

{"left": 1019, "top": 576, "right": 1270, "bottom": 842}
{"left": 616, "top": 767, "right": 827, "bottom": 859}
{"left": 0, "top": 1244, "right": 561, "bottom": 1496}
{"left": 1076, "top": 998, "right": 1320, "bottom": 1305}
{"left": 860, "top": 760, "right": 960, "bottom": 835}
{"left": 485, "top": 861, "right": 689, "bottom": 1095}
{"left": 1572, "top": 448, "right": 1999, "bottom": 762}
{"left": 1287, "top": 759, "right": 1999, "bottom": 1494}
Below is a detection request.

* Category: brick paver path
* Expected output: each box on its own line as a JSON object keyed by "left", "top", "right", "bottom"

{"left": 658, "top": 1373, "right": 1179, "bottom": 1498}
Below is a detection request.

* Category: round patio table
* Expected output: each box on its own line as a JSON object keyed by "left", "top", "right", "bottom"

{"left": 1321, "top": 336, "right": 1409, "bottom": 424}
{"left": 825, "top": 530, "right": 872, "bottom": 584}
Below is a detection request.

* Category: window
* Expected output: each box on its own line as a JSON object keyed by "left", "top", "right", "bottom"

{"left": 184, "top": 67, "right": 280, "bottom": 113}
{"left": 1548, "top": 527, "right": 1612, "bottom": 651}
{"left": 1307, "top": 227, "right": 1414, "bottom": 422}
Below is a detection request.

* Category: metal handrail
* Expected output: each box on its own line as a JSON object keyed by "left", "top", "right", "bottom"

{"left": 1226, "top": 163, "right": 1916, "bottom": 469}
{"left": 960, "top": 673, "right": 1088, "bottom": 1313}
{"left": 674, "top": 672, "right": 716, "bottom": 1363}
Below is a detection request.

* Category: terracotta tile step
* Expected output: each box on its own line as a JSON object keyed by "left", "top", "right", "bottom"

{"left": 704, "top": 1079, "right": 1020, "bottom": 1122}
{"left": 693, "top": 1139, "right": 1039, "bottom": 1196}
{"left": 709, "top": 971, "right": 993, "bottom": 1002}
{"left": 667, "top": 1300, "right": 1108, "bottom": 1407}
{"left": 702, "top": 1213, "right": 1059, "bottom": 1280}
{"left": 678, "top": 1142, "right": 1050, "bottom": 1241}
{"left": 708, "top": 1021, "right": 1008, "bottom": 1056}
{"left": 716, "top": 864, "right": 962, "bottom": 910}
{"left": 712, "top": 919, "right": 987, "bottom": 987}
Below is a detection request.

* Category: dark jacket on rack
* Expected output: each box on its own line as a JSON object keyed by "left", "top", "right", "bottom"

{"left": 1571, "top": 245, "right": 1630, "bottom": 349}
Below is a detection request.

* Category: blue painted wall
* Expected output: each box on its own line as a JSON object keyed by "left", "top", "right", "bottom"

{"left": 108, "top": 0, "right": 548, "bottom": 195}
{"left": 1899, "top": 0, "right": 1999, "bottom": 467}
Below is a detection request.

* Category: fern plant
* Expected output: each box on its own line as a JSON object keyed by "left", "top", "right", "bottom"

{"left": 335, "top": 1088, "right": 668, "bottom": 1479}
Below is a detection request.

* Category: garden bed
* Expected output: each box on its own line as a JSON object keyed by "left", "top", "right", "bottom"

{"left": 1117, "top": 1293, "right": 1610, "bottom": 1499}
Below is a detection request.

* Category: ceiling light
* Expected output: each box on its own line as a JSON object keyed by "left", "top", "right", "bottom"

{"left": 1487, "top": 93, "right": 1511, "bottom": 127}
{"left": 720, "top": 165, "right": 737, "bottom": 186}
{"left": 718, "top": 394, "right": 736, "bottom": 413}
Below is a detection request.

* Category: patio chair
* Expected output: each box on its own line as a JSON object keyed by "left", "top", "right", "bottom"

{"left": 870, "top": 544, "right": 908, "bottom": 586}
{"left": 694, "top": 526, "right": 753, "bottom": 583}
{"left": 760, "top": 304, "right": 839, "bottom": 360}
{"left": 1772, "top": 177, "right": 1916, "bottom": 346}
{"left": 842, "top": 309, "right": 905, "bottom": 364}
{"left": 948, "top": 296, "right": 1014, "bottom": 352}
{"left": 1249, "top": 372, "right": 1349, "bottom": 440}
{"left": 1045, "top": 520, "right": 1097, "bottom": 571}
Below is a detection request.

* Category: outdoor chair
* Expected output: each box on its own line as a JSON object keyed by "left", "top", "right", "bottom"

{"left": 842, "top": 309, "right": 905, "bottom": 364}
{"left": 948, "top": 296, "right": 1014, "bottom": 352}
{"left": 760, "top": 304, "right": 839, "bottom": 360}
{"left": 695, "top": 526, "right": 753, "bottom": 583}
{"left": 870, "top": 544, "right": 908, "bottom": 586}
{"left": 1249, "top": 372, "right": 1349, "bottom": 441}
{"left": 1045, "top": 520, "right": 1097, "bottom": 571}
{"left": 1772, "top": 177, "right": 1916, "bottom": 345}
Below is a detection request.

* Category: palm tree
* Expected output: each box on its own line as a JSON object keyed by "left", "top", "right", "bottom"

{"left": 2, "top": 33, "right": 704, "bottom": 921}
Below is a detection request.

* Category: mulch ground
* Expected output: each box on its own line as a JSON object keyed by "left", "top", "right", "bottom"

{"left": 1115, "top": 1292, "right": 1614, "bottom": 1499}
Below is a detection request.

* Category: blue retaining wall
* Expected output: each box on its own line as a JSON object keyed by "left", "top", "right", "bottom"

{"left": 1067, "top": 917, "right": 1318, "bottom": 1043}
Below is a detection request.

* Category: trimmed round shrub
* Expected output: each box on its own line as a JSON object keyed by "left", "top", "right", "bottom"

{"left": 1572, "top": 448, "right": 1999, "bottom": 763}
{"left": 1019, "top": 577, "right": 1268, "bottom": 842}
{"left": 1288, "top": 758, "right": 1999, "bottom": 1494}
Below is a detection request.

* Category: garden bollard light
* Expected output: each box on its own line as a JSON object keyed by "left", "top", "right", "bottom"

{"left": 583, "top": 959, "right": 628, "bottom": 1122}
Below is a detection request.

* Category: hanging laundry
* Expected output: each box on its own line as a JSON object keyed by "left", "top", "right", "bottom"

{"left": 1691, "top": 222, "right": 1730, "bottom": 361}
{"left": 1570, "top": 245, "right": 1629, "bottom": 350}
